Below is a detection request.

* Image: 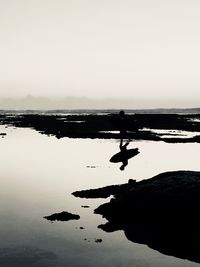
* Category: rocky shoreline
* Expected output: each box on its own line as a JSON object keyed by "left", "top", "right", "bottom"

{"left": 1, "top": 113, "right": 200, "bottom": 142}
{"left": 73, "top": 171, "right": 200, "bottom": 263}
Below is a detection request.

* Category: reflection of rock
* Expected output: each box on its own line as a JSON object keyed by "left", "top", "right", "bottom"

{"left": 44, "top": 211, "right": 80, "bottom": 222}
{"left": 73, "top": 171, "right": 200, "bottom": 264}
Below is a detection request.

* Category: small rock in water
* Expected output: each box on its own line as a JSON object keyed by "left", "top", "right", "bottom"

{"left": 44, "top": 211, "right": 80, "bottom": 222}
{"left": 0, "top": 133, "right": 6, "bottom": 138}
{"left": 95, "top": 239, "right": 102, "bottom": 243}
{"left": 86, "top": 166, "right": 97, "bottom": 168}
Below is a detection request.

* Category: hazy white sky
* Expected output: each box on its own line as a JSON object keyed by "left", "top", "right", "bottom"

{"left": 0, "top": 0, "right": 200, "bottom": 106}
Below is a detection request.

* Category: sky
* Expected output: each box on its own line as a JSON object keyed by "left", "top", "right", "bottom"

{"left": 0, "top": 0, "right": 200, "bottom": 107}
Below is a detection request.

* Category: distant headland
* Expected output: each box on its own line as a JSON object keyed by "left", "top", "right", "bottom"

{"left": 0, "top": 95, "right": 200, "bottom": 113}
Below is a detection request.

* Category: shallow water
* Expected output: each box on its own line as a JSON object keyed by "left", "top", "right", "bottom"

{"left": 142, "top": 128, "right": 200, "bottom": 139}
{"left": 0, "top": 125, "right": 200, "bottom": 267}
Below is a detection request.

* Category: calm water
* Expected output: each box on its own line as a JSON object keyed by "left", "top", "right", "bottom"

{"left": 0, "top": 124, "right": 200, "bottom": 267}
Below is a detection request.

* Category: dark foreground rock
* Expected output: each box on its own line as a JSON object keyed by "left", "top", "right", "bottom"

{"left": 44, "top": 211, "right": 80, "bottom": 222}
{"left": 73, "top": 171, "right": 200, "bottom": 263}
{"left": 73, "top": 183, "right": 133, "bottom": 199}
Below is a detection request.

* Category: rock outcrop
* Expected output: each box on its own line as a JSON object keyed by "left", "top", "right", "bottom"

{"left": 73, "top": 171, "right": 200, "bottom": 263}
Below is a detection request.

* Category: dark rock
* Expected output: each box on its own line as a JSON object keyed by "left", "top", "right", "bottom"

{"left": 74, "top": 171, "right": 200, "bottom": 264}
{"left": 44, "top": 211, "right": 80, "bottom": 222}
{"left": 1, "top": 113, "right": 200, "bottom": 142}
{"left": 72, "top": 183, "right": 136, "bottom": 199}
{"left": 95, "top": 239, "right": 102, "bottom": 243}
{"left": 81, "top": 205, "right": 90, "bottom": 208}
{"left": 128, "top": 179, "right": 136, "bottom": 185}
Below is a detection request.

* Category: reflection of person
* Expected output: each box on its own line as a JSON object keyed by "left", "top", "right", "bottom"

{"left": 109, "top": 138, "right": 139, "bottom": 171}
{"left": 119, "top": 139, "right": 129, "bottom": 171}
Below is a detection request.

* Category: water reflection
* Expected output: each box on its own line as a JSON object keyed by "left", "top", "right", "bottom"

{"left": 110, "top": 139, "right": 139, "bottom": 171}
{"left": 0, "top": 125, "right": 200, "bottom": 267}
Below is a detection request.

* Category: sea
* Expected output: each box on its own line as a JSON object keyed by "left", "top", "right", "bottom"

{"left": 0, "top": 110, "right": 200, "bottom": 267}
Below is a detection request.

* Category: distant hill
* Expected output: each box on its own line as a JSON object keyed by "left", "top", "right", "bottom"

{"left": 0, "top": 96, "right": 200, "bottom": 113}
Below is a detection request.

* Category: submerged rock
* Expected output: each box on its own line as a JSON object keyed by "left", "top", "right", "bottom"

{"left": 44, "top": 211, "right": 80, "bottom": 222}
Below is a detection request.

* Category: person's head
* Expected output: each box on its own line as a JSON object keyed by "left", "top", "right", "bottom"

{"left": 120, "top": 160, "right": 128, "bottom": 171}
{"left": 119, "top": 110, "right": 125, "bottom": 117}
{"left": 120, "top": 165, "right": 125, "bottom": 171}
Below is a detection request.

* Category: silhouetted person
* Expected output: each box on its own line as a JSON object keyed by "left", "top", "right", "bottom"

{"left": 119, "top": 139, "right": 129, "bottom": 171}
{"left": 118, "top": 110, "right": 139, "bottom": 138}
{"left": 119, "top": 110, "right": 128, "bottom": 137}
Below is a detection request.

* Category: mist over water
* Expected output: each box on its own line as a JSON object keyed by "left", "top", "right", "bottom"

{"left": 1, "top": 97, "right": 200, "bottom": 110}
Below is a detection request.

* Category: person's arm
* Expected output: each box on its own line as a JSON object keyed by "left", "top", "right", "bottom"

{"left": 119, "top": 139, "right": 123, "bottom": 149}
{"left": 124, "top": 141, "right": 129, "bottom": 148}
